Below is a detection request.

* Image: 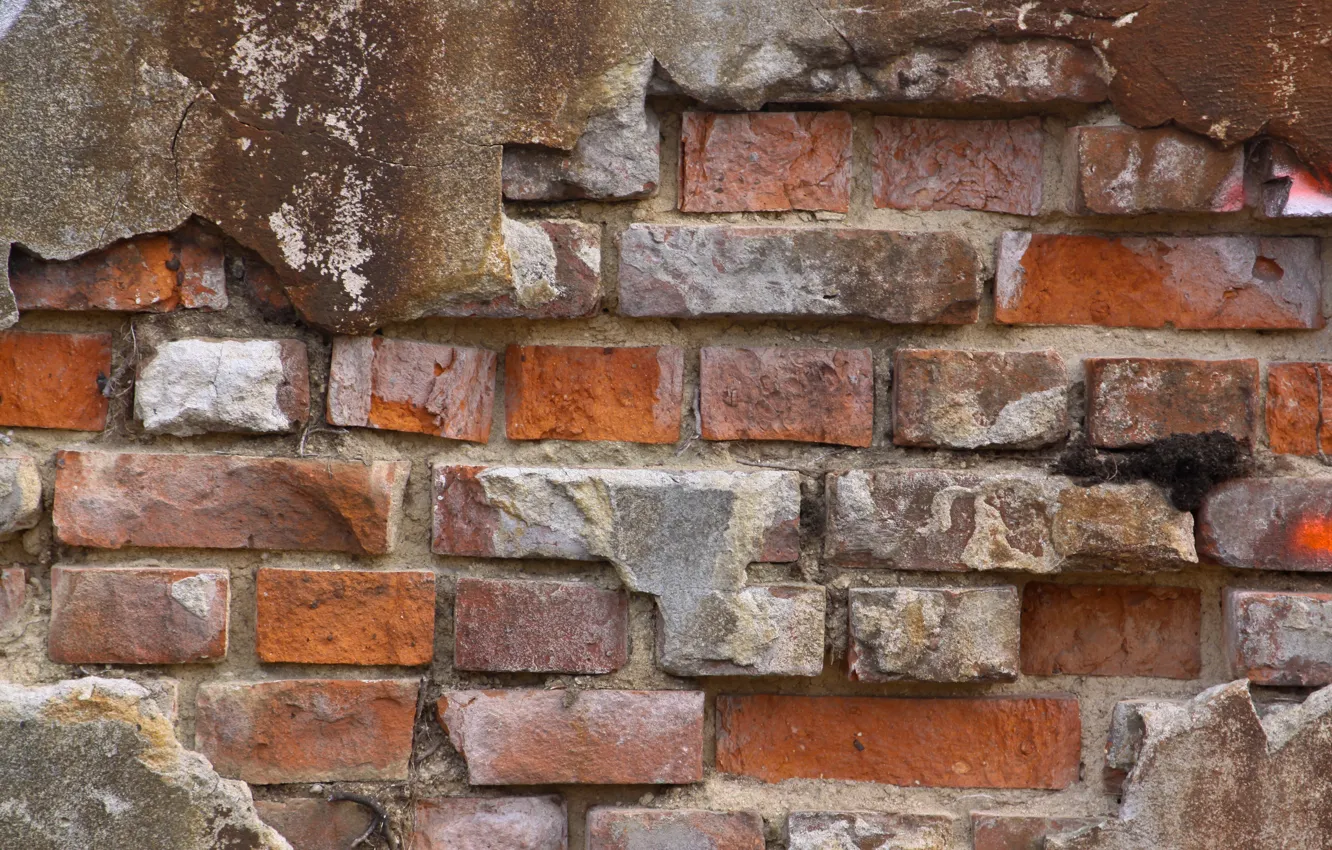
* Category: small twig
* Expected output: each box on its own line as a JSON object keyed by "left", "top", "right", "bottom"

{"left": 328, "top": 791, "right": 395, "bottom": 849}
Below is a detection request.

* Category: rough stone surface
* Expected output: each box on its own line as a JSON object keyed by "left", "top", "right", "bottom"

{"left": 0, "top": 330, "right": 112, "bottom": 431}
{"left": 414, "top": 796, "right": 567, "bottom": 850}
{"left": 453, "top": 577, "right": 629, "bottom": 674}
{"left": 716, "top": 694, "right": 1081, "bottom": 789}
{"left": 256, "top": 568, "right": 436, "bottom": 666}
{"left": 438, "top": 689, "right": 704, "bottom": 785}
{"left": 657, "top": 585, "right": 826, "bottom": 677}
{"left": 504, "top": 345, "right": 683, "bottom": 443}
{"left": 971, "top": 814, "right": 1100, "bottom": 850}
{"left": 196, "top": 679, "right": 418, "bottom": 784}
{"left": 0, "top": 456, "right": 41, "bottom": 540}
{"left": 1085, "top": 357, "right": 1259, "bottom": 448}
{"left": 49, "top": 566, "right": 229, "bottom": 665}
{"left": 700, "top": 347, "right": 873, "bottom": 447}
{"left": 892, "top": 349, "right": 1067, "bottom": 449}
{"left": 255, "top": 799, "right": 375, "bottom": 850}
{"left": 679, "top": 111, "right": 851, "bottom": 213}
{"left": 136, "top": 338, "right": 309, "bottom": 436}
{"left": 995, "top": 233, "right": 1324, "bottom": 330}
{"left": 54, "top": 451, "right": 409, "bottom": 555}
{"left": 1104, "top": 699, "right": 1167, "bottom": 775}
{"left": 848, "top": 587, "right": 1020, "bottom": 683}
{"left": 787, "top": 812, "right": 954, "bottom": 850}
{"left": 327, "top": 336, "right": 496, "bottom": 442}
{"left": 872, "top": 117, "right": 1042, "bottom": 214}
{"left": 1068, "top": 125, "right": 1244, "bottom": 214}
{"left": 0, "top": 567, "right": 27, "bottom": 632}
{"left": 1266, "top": 362, "right": 1332, "bottom": 456}
{"left": 1051, "top": 482, "right": 1198, "bottom": 566}
{"left": 1225, "top": 590, "right": 1332, "bottom": 686}
{"left": 1249, "top": 140, "right": 1332, "bottom": 219}
{"left": 1199, "top": 479, "right": 1332, "bottom": 572}
{"left": 1020, "top": 584, "right": 1202, "bottom": 679}
{"left": 0, "top": 678, "right": 289, "bottom": 849}
{"left": 587, "top": 808, "right": 763, "bottom": 850}
{"left": 618, "top": 225, "right": 981, "bottom": 323}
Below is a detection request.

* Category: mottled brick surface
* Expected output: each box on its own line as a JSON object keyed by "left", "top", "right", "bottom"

{"left": 1200, "top": 479, "right": 1332, "bottom": 571}
{"left": 971, "top": 813, "right": 1100, "bottom": 850}
{"left": 1068, "top": 125, "right": 1244, "bottom": 214}
{"left": 658, "top": 585, "right": 826, "bottom": 677}
{"left": 1266, "top": 363, "right": 1332, "bottom": 455}
{"left": 1085, "top": 357, "right": 1259, "bottom": 448}
{"left": 1225, "top": 590, "right": 1332, "bottom": 685}
{"left": 787, "top": 812, "right": 954, "bottom": 850}
{"left": 0, "top": 456, "right": 41, "bottom": 539}
{"left": 255, "top": 799, "right": 375, "bottom": 850}
{"left": 413, "top": 797, "right": 567, "bottom": 850}
{"left": 700, "top": 347, "right": 873, "bottom": 446}
{"left": 587, "top": 808, "right": 763, "bottom": 850}
{"left": 0, "top": 330, "right": 112, "bottom": 431}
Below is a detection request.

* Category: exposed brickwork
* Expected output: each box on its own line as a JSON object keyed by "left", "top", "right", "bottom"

{"left": 587, "top": 808, "right": 763, "bottom": 850}
{"left": 1085, "top": 357, "right": 1259, "bottom": 448}
{"left": 1224, "top": 589, "right": 1332, "bottom": 686}
{"left": 414, "top": 797, "right": 567, "bottom": 850}
{"left": 787, "top": 812, "right": 954, "bottom": 850}
{"left": 1266, "top": 362, "right": 1332, "bottom": 455}
{"left": 253, "top": 799, "right": 375, "bottom": 850}
{"left": 1200, "top": 479, "right": 1332, "bottom": 571}
{"left": 0, "top": 331, "right": 112, "bottom": 431}
{"left": 971, "top": 813, "right": 1100, "bottom": 850}
{"left": 1067, "top": 125, "right": 1245, "bottom": 214}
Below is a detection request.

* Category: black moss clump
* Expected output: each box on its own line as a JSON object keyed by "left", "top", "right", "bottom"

{"left": 1052, "top": 432, "right": 1251, "bottom": 513}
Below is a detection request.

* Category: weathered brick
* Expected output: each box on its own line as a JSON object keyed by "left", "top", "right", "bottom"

{"left": 49, "top": 566, "right": 228, "bottom": 664}
{"left": 1224, "top": 589, "right": 1332, "bottom": 685}
{"left": 716, "top": 694, "right": 1081, "bottom": 789}
{"left": 892, "top": 349, "right": 1067, "bottom": 449}
{"left": 0, "top": 330, "right": 112, "bottom": 431}
{"left": 700, "top": 347, "right": 873, "bottom": 447}
{"left": 1200, "top": 479, "right": 1332, "bottom": 571}
{"left": 54, "top": 451, "right": 409, "bottom": 554}
{"left": 0, "top": 567, "right": 26, "bottom": 630}
{"left": 1249, "top": 139, "right": 1332, "bottom": 219}
{"left": 787, "top": 812, "right": 954, "bottom": 850}
{"left": 454, "top": 578, "right": 627, "bottom": 674}
{"left": 588, "top": 808, "right": 762, "bottom": 850}
{"left": 9, "top": 229, "right": 226, "bottom": 312}
{"left": 848, "top": 587, "right": 1020, "bottom": 683}
{"left": 438, "top": 689, "right": 704, "bottom": 785}
{"left": 0, "top": 456, "right": 41, "bottom": 539}
{"left": 679, "top": 111, "right": 851, "bottom": 213}
{"left": 136, "top": 338, "right": 309, "bottom": 436}
{"left": 1085, "top": 357, "right": 1259, "bottom": 448}
{"left": 659, "top": 585, "right": 826, "bottom": 677}
{"left": 618, "top": 225, "right": 981, "bottom": 323}
{"left": 1020, "top": 584, "right": 1202, "bottom": 679}
{"left": 1266, "top": 362, "right": 1332, "bottom": 455}
{"left": 1067, "top": 125, "right": 1244, "bottom": 214}
{"left": 256, "top": 569, "right": 435, "bottom": 666}
{"left": 971, "top": 813, "right": 1100, "bottom": 850}
{"left": 504, "top": 345, "right": 682, "bottom": 443}
{"left": 995, "top": 233, "right": 1324, "bottom": 329}
{"left": 1050, "top": 482, "right": 1197, "bottom": 566}
{"left": 414, "top": 797, "right": 567, "bottom": 850}
{"left": 254, "top": 799, "right": 375, "bottom": 850}
{"left": 873, "top": 117, "right": 1042, "bottom": 214}
{"left": 327, "top": 336, "right": 496, "bottom": 442}
{"left": 196, "top": 679, "right": 418, "bottom": 784}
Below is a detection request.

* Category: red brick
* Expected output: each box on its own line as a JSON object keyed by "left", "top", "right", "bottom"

{"left": 254, "top": 799, "right": 375, "bottom": 850}
{"left": 49, "top": 566, "right": 228, "bottom": 664}
{"left": 1085, "top": 357, "right": 1259, "bottom": 448}
{"left": 970, "top": 813, "right": 1099, "bottom": 850}
{"left": 9, "top": 229, "right": 225, "bottom": 312}
{"left": 53, "top": 451, "right": 409, "bottom": 554}
{"left": 414, "top": 797, "right": 567, "bottom": 850}
{"left": 1266, "top": 363, "right": 1332, "bottom": 455}
{"left": 1225, "top": 589, "right": 1332, "bottom": 686}
{"left": 0, "top": 330, "right": 112, "bottom": 430}
{"left": 504, "top": 345, "right": 682, "bottom": 443}
{"left": 700, "top": 347, "right": 872, "bottom": 446}
{"left": 892, "top": 349, "right": 1068, "bottom": 449}
{"left": 716, "top": 694, "right": 1081, "bottom": 789}
{"left": 0, "top": 567, "right": 26, "bottom": 630}
{"left": 587, "top": 808, "right": 762, "bottom": 850}
{"left": 1200, "top": 479, "right": 1332, "bottom": 572}
{"left": 873, "top": 117, "right": 1043, "bottom": 215}
{"left": 453, "top": 578, "right": 628, "bottom": 674}
{"left": 196, "top": 679, "right": 418, "bottom": 784}
{"left": 256, "top": 569, "right": 435, "bottom": 666}
{"left": 1068, "top": 125, "right": 1244, "bottom": 214}
{"left": 327, "top": 336, "right": 496, "bottom": 442}
{"left": 438, "top": 689, "right": 704, "bottom": 785}
{"left": 679, "top": 111, "right": 851, "bottom": 213}
{"left": 1020, "top": 583, "right": 1202, "bottom": 679}
{"left": 1250, "top": 139, "right": 1332, "bottom": 219}
{"left": 995, "top": 233, "right": 1324, "bottom": 330}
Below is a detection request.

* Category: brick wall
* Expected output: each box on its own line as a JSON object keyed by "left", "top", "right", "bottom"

{"left": 4, "top": 95, "right": 1332, "bottom": 850}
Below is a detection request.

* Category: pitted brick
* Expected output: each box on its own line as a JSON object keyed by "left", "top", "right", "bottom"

{"left": 1085, "top": 358, "right": 1259, "bottom": 448}
{"left": 1225, "top": 590, "right": 1332, "bottom": 685}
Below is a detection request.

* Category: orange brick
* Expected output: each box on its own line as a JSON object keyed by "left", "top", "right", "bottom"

{"left": 0, "top": 331, "right": 112, "bottom": 430}
{"left": 505, "top": 345, "right": 682, "bottom": 443}
{"left": 256, "top": 568, "right": 435, "bottom": 666}
{"left": 1267, "top": 362, "right": 1332, "bottom": 455}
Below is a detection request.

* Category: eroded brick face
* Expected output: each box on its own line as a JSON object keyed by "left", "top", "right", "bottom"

{"left": 1200, "top": 479, "right": 1332, "bottom": 571}
{"left": 1085, "top": 357, "right": 1259, "bottom": 448}
{"left": 1224, "top": 590, "right": 1332, "bottom": 686}
{"left": 0, "top": 331, "right": 112, "bottom": 431}
{"left": 971, "top": 813, "right": 1100, "bottom": 850}
{"left": 587, "top": 808, "right": 763, "bottom": 850}
{"left": 787, "top": 812, "right": 954, "bottom": 850}
{"left": 414, "top": 797, "right": 567, "bottom": 850}
{"left": 1068, "top": 125, "right": 1245, "bottom": 214}
{"left": 254, "top": 800, "right": 375, "bottom": 850}
{"left": 1266, "top": 362, "right": 1332, "bottom": 455}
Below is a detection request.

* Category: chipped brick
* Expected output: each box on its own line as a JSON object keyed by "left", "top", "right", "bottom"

{"left": 1068, "top": 125, "right": 1244, "bottom": 214}
{"left": 1250, "top": 139, "right": 1332, "bottom": 219}
{"left": 787, "top": 812, "right": 955, "bottom": 850}
{"left": 971, "top": 813, "right": 1100, "bottom": 850}
{"left": 1225, "top": 589, "right": 1332, "bottom": 685}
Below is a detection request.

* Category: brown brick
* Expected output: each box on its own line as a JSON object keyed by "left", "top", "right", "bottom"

{"left": 873, "top": 117, "right": 1043, "bottom": 215}
{"left": 256, "top": 569, "right": 435, "bottom": 666}
{"left": 1020, "top": 583, "right": 1202, "bottom": 679}
{"left": 0, "top": 330, "right": 112, "bottom": 430}
{"left": 0, "top": 567, "right": 26, "bottom": 630}
{"left": 1068, "top": 125, "right": 1244, "bottom": 214}
{"left": 700, "top": 347, "right": 873, "bottom": 446}
{"left": 53, "top": 451, "right": 409, "bottom": 554}
{"left": 326, "top": 336, "right": 496, "bottom": 442}
{"left": 679, "top": 111, "right": 851, "bottom": 213}
{"left": 1225, "top": 589, "right": 1332, "bottom": 686}
{"left": 892, "top": 349, "right": 1067, "bottom": 449}
{"left": 995, "top": 233, "right": 1324, "bottom": 330}
{"left": 438, "top": 689, "right": 704, "bottom": 785}
{"left": 49, "top": 566, "right": 228, "bottom": 664}
{"left": 1085, "top": 357, "right": 1259, "bottom": 448}
{"left": 1267, "top": 363, "right": 1332, "bottom": 455}
{"left": 254, "top": 799, "right": 375, "bottom": 850}
{"left": 414, "top": 797, "right": 567, "bottom": 850}
{"left": 196, "top": 679, "right": 418, "bottom": 784}
{"left": 1200, "top": 479, "right": 1332, "bottom": 571}
{"left": 716, "top": 694, "right": 1080, "bottom": 789}
{"left": 453, "top": 577, "right": 628, "bottom": 674}
{"left": 587, "top": 808, "right": 762, "bottom": 850}
{"left": 504, "top": 345, "right": 682, "bottom": 443}
{"left": 970, "top": 813, "right": 1100, "bottom": 850}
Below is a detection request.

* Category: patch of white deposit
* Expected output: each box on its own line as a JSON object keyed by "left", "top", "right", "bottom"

{"left": 269, "top": 165, "right": 374, "bottom": 308}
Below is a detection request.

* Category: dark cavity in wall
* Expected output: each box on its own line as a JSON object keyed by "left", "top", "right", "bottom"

{"left": 1052, "top": 432, "right": 1251, "bottom": 512}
